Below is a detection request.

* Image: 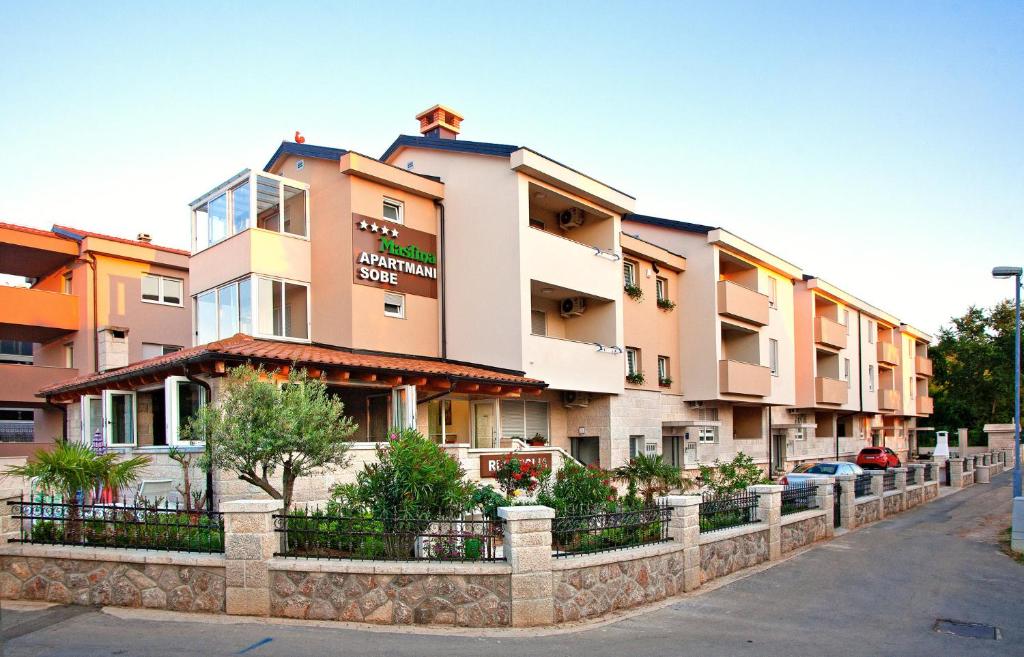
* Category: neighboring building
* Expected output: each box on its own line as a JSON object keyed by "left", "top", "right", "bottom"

{"left": 0, "top": 222, "right": 190, "bottom": 456}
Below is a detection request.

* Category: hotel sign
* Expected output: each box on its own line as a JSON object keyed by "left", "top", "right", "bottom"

{"left": 352, "top": 213, "right": 438, "bottom": 298}
{"left": 479, "top": 452, "right": 553, "bottom": 478}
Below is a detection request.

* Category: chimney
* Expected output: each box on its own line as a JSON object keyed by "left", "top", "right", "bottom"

{"left": 137, "top": 232, "right": 152, "bottom": 243}
{"left": 416, "top": 104, "right": 463, "bottom": 139}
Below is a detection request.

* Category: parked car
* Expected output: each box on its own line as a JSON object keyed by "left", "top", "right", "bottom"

{"left": 779, "top": 461, "right": 864, "bottom": 486}
{"left": 856, "top": 447, "right": 901, "bottom": 470}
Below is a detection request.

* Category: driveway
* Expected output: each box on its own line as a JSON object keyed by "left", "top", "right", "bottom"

{"left": 3, "top": 472, "right": 1022, "bottom": 656}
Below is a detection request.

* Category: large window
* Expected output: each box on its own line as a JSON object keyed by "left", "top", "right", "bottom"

{"left": 499, "top": 400, "right": 549, "bottom": 441}
{"left": 103, "top": 391, "right": 136, "bottom": 446}
{"left": 195, "top": 278, "right": 252, "bottom": 344}
{"left": 142, "top": 274, "right": 183, "bottom": 306}
{"left": 192, "top": 171, "right": 308, "bottom": 251}
{"left": 257, "top": 277, "right": 308, "bottom": 340}
{"left": 165, "top": 376, "right": 206, "bottom": 445}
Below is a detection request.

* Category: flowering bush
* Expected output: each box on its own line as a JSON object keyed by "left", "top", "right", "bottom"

{"left": 537, "top": 460, "right": 618, "bottom": 515}
{"left": 495, "top": 454, "right": 544, "bottom": 500}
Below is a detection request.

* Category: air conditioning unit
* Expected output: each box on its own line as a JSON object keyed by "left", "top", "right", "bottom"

{"left": 562, "top": 391, "right": 591, "bottom": 408}
{"left": 787, "top": 408, "right": 803, "bottom": 415}
{"left": 560, "top": 297, "right": 587, "bottom": 318}
{"left": 686, "top": 401, "right": 705, "bottom": 409}
{"left": 557, "top": 207, "right": 585, "bottom": 230}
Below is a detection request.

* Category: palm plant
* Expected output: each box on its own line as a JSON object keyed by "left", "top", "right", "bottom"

{"left": 3, "top": 441, "right": 150, "bottom": 541}
{"left": 615, "top": 454, "right": 693, "bottom": 505}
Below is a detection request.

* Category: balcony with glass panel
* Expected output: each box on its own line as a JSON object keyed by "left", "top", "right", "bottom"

{"left": 194, "top": 274, "right": 310, "bottom": 345}
{"left": 189, "top": 170, "right": 311, "bottom": 297}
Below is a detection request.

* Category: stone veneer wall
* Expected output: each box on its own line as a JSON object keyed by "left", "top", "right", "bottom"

{"left": 883, "top": 492, "right": 905, "bottom": 515}
{"left": 780, "top": 512, "right": 828, "bottom": 554}
{"left": 552, "top": 546, "right": 685, "bottom": 622}
{"left": 854, "top": 498, "right": 880, "bottom": 526}
{"left": 0, "top": 548, "right": 224, "bottom": 612}
{"left": 699, "top": 528, "right": 769, "bottom": 584}
{"left": 905, "top": 487, "right": 924, "bottom": 508}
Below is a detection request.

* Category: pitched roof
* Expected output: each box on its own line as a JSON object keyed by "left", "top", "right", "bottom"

{"left": 52, "top": 225, "right": 189, "bottom": 256}
{"left": 264, "top": 142, "right": 349, "bottom": 171}
{"left": 0, "top": 221, "right": 75, "bottom": 240}
{"left": 380, "top": 135, "right": 521, "bottom": 162}
{"left": 622, "top": 213, "right": 716, "bottom": 235}
{"left": 39, "top": 334, "right": 545, "bottom": 396}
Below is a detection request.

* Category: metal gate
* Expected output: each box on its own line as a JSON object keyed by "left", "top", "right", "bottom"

{"left": 833, "top": 482, "right": 842, "bottom": 527}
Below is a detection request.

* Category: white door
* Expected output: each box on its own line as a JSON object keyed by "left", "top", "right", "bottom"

{"left": 102, "top": 391, "right": 136, "bottom": 447}
{"left": 472, "top": 401, "right": 496, "bottom": 449}
{"left": 82, "top": 395, "right": 103, "bottom": 445}
{"left": 683, "top": 441, "right": 697, "bottom": 468}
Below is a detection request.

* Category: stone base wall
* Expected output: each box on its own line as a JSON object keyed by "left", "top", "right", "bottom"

{"left": 780, "top": 513, "right": 828, "bottom": 553}
{"left": 923, "top": 482, "right": 939, "bottom": 500}
{"left": 552, "top": 546, "right": 685, "bottom": 622}
{"left": 269, "top": 567, "right": 511, "bottom": 627}
{"left": 854, "top": 498, "right": 880, "bottom": 526}
{"left": 0, "top": 549, "right": 224, "bottom": 613}
{"left": 883, "top": 492, "right": 905, "bottom": 515}
{"left": 963, "top": 472, "right": 975, "bottom": 487}
{"left": 905, "top": 487, "right": 924, "bottom": 508}
{"left": 699, "top": 528, "right": 769, "bottom": 584}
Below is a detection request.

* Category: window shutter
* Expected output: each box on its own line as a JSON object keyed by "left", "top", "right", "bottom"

{"left": 531, "top": 310, "right": 546, "bottom": 336}
{"left": 500, "top": 400, "right": 525, "bottom": 438}
{"left": 525, "top": 401, "right": 548, "bottom": 439}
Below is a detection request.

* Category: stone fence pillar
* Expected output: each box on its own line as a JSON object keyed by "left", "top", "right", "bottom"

{"left": 222, "top": 499, "right": 282, "bottom": 616}
{"left": 749, "top": 485, "right": 783, "bottom": 561}
{"left": 892, "top": 467, "right": 908, "bottom": 491}
{"left": 976, "top": 461, "right": 992, "bottom": 484}
{"left": 950, "top": 458, "right": 965, "bottom": 488}
{"left": 835, "top": 474, "right": 856, "bottom": 530}
{"left": 966, "top": 455, "right": 976, "bottom": 473}
{"left": 663, "top": 495, "right": 701, "bottom": 591}
{"left": 0, "top": 491, "right": 22, "bottom": 545}
{"left": 811, "top": 476, "right": 835, "bottom": 537}
{"left": 498, "top": 505, "right": 554, "bottom": 627}
{"left": 869, "top": 471, "right": 885, "bottom": 517}
{"left": 907, "top": 464, "right": 924, "bottom": 486}
{"left": 1012, "top": 497, "right": 1024, "bottom": 554}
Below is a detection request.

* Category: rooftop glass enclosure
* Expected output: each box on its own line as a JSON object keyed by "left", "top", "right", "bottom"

{"left": 190, "top": 169, "right": 309, "bottom": 253}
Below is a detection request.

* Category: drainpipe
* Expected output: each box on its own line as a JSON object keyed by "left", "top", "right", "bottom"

{"left": 767, "top": 404, "right": 773, "bottom": 476}
{"left": 183, "top": 365, "right": 215, "bottom": 514}
{"left": 435, "top": 201, "right": 447, "bottom": 359}
{"left": 84, "top": 253, "right": 100, "bottom": 373}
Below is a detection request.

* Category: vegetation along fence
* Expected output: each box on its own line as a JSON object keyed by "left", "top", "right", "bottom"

{"left": 698, "top": 491, "right": 761, "bottom": 533}
{"left": 781, "top": 483, "right": 817, "bottom": 515}
{"left": 551, "top": 505, "right": 672, "bottom": 558}
{"left": 7, "top": 498, "right": 224, "bottom": 554}
{"left": 882, "top": 471, "right": 897, "bottom": 492}
{"left": 854, "top": 474, "right": 873, "bottom": 498}
{"left": 273, "top": 510, "right": 503, "bottom": 562}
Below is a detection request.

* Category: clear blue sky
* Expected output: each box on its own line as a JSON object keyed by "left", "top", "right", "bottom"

{"left": 1, "top": 1, "right": 1021, "bottom": 335}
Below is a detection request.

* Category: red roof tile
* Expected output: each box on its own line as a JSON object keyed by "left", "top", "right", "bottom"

{"left": 0, "top": 221, "right": 76, "bottom": 240}
{"left": 53, "top": 224, "right": 189, "bottom": 256}
{"left": 39, "top": 334, "right": 544, "bottom": 395}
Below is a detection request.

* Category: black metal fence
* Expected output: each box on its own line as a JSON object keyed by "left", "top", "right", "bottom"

{"left": 781, "top": 484, "right": 817, "bottom": 515}
{"left": 699, "top": 491, "right": 761, "bottom": 533}
{"left": 906, "top": 468, "right": 918, "bottom": 485}
{"left": 944, "top": 460, "right": 951, "bottom": 485}
{"left": 924, "top": 465, "right": 935, "bottom": 482}
{"left": 832, "top": 482, "right": 842, "bottom": 527}
{"left": 882, "top": 471, "right": 897, "bottom": 492}
{"left": 7, "top": 498, "right": 224, "bottom": 554}
{"left": 552, "top": 505, "right": 672, "bottom": 558}
{"left": 854, "top": 473, "right": 873, "bottom": 497}
{"left": 273, "top": 511, "right": 503, "bottom": 562}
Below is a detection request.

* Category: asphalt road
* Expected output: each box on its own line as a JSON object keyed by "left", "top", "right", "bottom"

{"left": 2, "top": 472, "right": 1022, "bottom": 657}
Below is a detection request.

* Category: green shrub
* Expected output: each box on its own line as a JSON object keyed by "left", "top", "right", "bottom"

{"left": 698, "top": 452, "right": 769, "bottom": 497}
{"left": 537, "top": 461, "right": 617, "bottom": 516}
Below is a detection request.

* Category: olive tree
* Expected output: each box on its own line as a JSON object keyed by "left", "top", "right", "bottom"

{"left": 184, "top": 364, "right": 356, "bottom": 511}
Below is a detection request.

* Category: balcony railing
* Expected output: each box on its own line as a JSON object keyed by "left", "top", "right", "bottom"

{"left": 916, "top": 396, "right": 934, "bottom": 415}
{"left": 815, "top": 376, "right": 848, "bottom": 405}
{"left": 719, "top": 360, "right": 771, "bottom": 397}
{"left": 877, "top": 341, "right": 900, "bottom": 366}
{"left": 878, "top": 388, "right": 901, "bottom": 411}
{"left": 915, "top": 356, "right": 933, "bottom": 377}
{"left": 814, "top": 316, "right": 847, "bottom": 350}
{"left": 524, "top": 334, "right": 623, "bottom": 394}
{"left": 0, "top": 287, "right": 78, "bottom": 343}
{"left": 717, "top": 280, "right": 769, "bottom": 326}
{"left": 0, "top": 364, "right": 79, "bottom": 405}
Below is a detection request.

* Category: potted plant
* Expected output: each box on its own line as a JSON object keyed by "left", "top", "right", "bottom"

{"left": 659, "top": 376, "right": 673, "bottom": 387}
{"left": 624, "top": 283, "right": 643, "bottom": 301}
{"left": 626, "top": 372, "right": 645, "bottom": 385}
{"left": 527, "top": 433, "right": 547, "bottom": 447}
{"left": 657, "top": 298, "right": 676, "bottom": 310}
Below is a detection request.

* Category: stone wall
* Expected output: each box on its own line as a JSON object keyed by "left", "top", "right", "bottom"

{"left": 0, "top": 548, "right": 224, "bottom": 613}
{"left": 699, "top": 528, "right": 769, "bottom": 584}
{"left": 552, "top": 546, "right": 685, "bottom": 622}
{"left": 905, "top": 487, "right": 923, "bottom": 509}
{"left": 269, "top": 568, "right": 510, "bottom": 627}
{"left": 780, "top": 512, "right": 828, "bottom": 554}
{"left": 854, "top": 498, "right": 880, "bottom": 526}
{"left": 883, "top": 492, "right": 905, "bottom": 515}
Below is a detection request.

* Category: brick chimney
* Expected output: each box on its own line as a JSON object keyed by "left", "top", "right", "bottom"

{"left": 416, "top": 104, "right": 463, "bottom": 139}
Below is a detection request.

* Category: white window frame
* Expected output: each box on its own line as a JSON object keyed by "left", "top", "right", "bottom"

{"left": 102, "top": 390, "right": 137, "bottom": 447}
{"left": 657, "top": 355, "right": 669, "bottom": 381}
{"left": 868, "top": 365, "right": 875, "bottom": 392}
{"left": 384, "top": 292, "right": 406, "bottom": 319}
{"left": 625, "top": 347, "right": 640, "bottom": 376}
{"left": 794, "top": 428, "right": 806, "bottom": 441}
{"left": 253, "top": 275, "right": 311, "bottom": 343}
{"left": 391, "top": 385, "right": 417, "bottom": 430}
{"left": 844, "top": 358, "right": 851, "bottom": 388}
{"left": 62, "top": 271, "right": 72, "bottom": 295}
{"left": 842, "top": 309, "right": 850, "bottom": 335}
{"left": 623, "top": 260, "right": 637, "bottom": 287}
{"left": 767, "top": 277, "right": 778, "bottom": 308}
{"left": 629, "top": 435, "right": 645, "bottom": 458}
{"left": 769, "top": 338, "right": 779, "bottom": 377}
{"left": 697, "top": 426, "right": 717, "bottom": 444}
{"left": 164, "top": 376, "right": 207, "bottom": 446}
{"left": 63, "top": 343, "right": 74, "bottom": 368}
{"left": 81, "top": 394, "right": 102, "bottom": 445}
{"left": 656, "top": 277, "right": 667, "bottom": 301}
{"left": 382, "top": 197, "right": 405, "bottom": 225}
{"left": 868, "top": 320, "right": 876, "bottom": 344}
{"left": 142, "top": 274, "right": 184, "bottom": 307}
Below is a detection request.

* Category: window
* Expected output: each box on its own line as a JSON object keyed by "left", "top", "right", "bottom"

{"left": 629, "top": 435, "right": 645, "bottom": 458}
{"left": 283, "top": 185, "right": 307, "bottom": 236}
{"left": 844, "top": 358, "right": 851, "bottom": 387}
{"left": 531, "top": 310, "right": 547, "bottom": 336}
{"left": 656, "top": 277, "right": 667, "bottom": 301}
{"left": 499, "top": 400, "right": 549, "bottom": 441}
{"left": 0, "top": 408, "right": 33, "bottom": 443}
{"left": 256, "top": 277, "right": 308, "bottom": 340}
{"left": 103, "top": 390, "right": 136, "bottom": 446}
{"left": 391, "top": 385, "right": 417, "bottom": 430}
{"left": 256, "top": 175, "right": 281, "bottom": 232}
{"left": 63, "top": 343, "right": 74, "bottom": 368}
{"left": 142, "top": 274, "right": 183, "bottom": 306}
{"left": 571, "top": 436, "right": 600, "bottom": 467}
{"left": 794, "top": 428, "right": 806, "bottom": 441}
{"left": 658, "top": 356, "right": 669, "bottom": 382}
{"left": 868, "top": 321, "right": 875, "bottom": 343}
{"left": 697, "top": 427, "right": 717, "bottom": 444}
{"left": 842, "top": 309, "right": 850, "bottom": 335}
{"left": 769, "top": 339, "right": 779, "bottom": 376}
{"left": 195, "top": 278, "right": 252, "bottom": 344}
{"left": 623, "top": 260, "right": 637, "bottom": 286}
{"left": 382, "top": 198, "right": 404, "bottom": 224}
{"left": 164, "top": 376, "right": 207, "bottom": 445}
{"left": 208, "top": 193, "right": 228, "bottom": 245}
{"left": 142, "top": 343, "right": 182, "bottom": 359}
{"left": 231, "top": 181, "right": 250, "bottom": 235}
{"left": 62, "top": 271, "right": 72, "bottom": 295}
{"left": 384, "top": 292, "right": 405, "bottom": 319}
{"left": 868, "top": 365, "right": 875, "bottom": 392}
{"left": 767, "top": 277, "right": 778, "bottom": 308}
{"left": 909, "top": 377, "right": 915, "bottom": 399}
{"left": 907, "top": 341, "right": 913, "bottom": 357}
{"left": 625, "top": 347, "right": 640, "bottom": 376}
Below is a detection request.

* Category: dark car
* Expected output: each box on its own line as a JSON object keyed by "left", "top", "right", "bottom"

{"left": 856, "top": 447, "right": 901, "bottom": 470}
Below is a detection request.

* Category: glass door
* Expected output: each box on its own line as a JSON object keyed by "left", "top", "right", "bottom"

{"left": 102, "top": 391, "right": 136, "bottom": 447}
{"left": 82, "top": 395, "right": 103, "bottom": 446}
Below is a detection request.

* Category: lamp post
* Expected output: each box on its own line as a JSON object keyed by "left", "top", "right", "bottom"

{"left": 992, "top": 266, "right": 1022, "bottom": 498}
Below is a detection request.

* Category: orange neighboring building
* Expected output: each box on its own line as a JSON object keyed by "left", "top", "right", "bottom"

{"left": 0, "top": 222, "right": 190, "bottom": 456}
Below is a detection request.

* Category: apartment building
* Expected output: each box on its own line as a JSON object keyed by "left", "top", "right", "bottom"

{"left": 0, "top": 222, "right": 190, "bottom": 456}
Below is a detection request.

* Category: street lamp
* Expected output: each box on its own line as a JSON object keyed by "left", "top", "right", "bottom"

{"left": 992, "top": 266, "right": 1022, "bottom": 498}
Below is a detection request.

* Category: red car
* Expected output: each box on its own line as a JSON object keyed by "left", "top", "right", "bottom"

{"left": 856, "top": 447, "right": 901, "bottom": 470}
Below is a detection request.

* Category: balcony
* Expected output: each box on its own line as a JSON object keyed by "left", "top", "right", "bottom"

{"left": 522, "top": 227, "right": 619, "bottom": 301}
{"left": 719, "top": 360, "right": 771, "bottom": 397}
{"left": 916, "top": 396, "right": 934, "bottom": 415}
{"left": 814, "top": 316, "right": 847, "bottom": 350}
{"left": 877, "top": 341, "right": 900, "bottom": 366}
{"left": 0, "top": 287, "right": 78, "bottom": 342}
{"left": 878, "top": 388, "right": 901, "bottom": 411}
{"left": 524, "top": 334, "right": 622, "bottom": 394}
{"left": 189, "top": 228, "right": 311, "bottom": 297}
{"left": 815, "top": 377, "right": 848, "bottom": 405}
{"left": 717, "top": 280, "right": 769, "bottom": 326}
{"left": 0, "top": 364, "right": 78, "bottom": 405}
{"left": 915, "top": 356, "right": 933, "bottom": 377}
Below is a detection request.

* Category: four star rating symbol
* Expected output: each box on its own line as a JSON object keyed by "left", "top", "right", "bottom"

{"left": 357, "top": 220, "right": 398, "bottom": 237}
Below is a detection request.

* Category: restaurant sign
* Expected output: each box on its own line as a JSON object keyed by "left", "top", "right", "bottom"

{"left": 479, "top": 452, "right": 553, "bottom": 478}
{"left": 352, "top": 213, "right": 438, "bottom": 298}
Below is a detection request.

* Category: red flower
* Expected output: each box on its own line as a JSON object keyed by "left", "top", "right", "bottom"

{"left": 513, "top": 473, "right": 523, "bottom": 481}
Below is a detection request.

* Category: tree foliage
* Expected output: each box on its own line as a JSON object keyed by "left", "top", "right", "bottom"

{"left": 185, "top": 364, "right": 356, "bottom": 510}
{"left": 697, "top": 452, "right": 769, "bottom": 497}
{"left": 615, "top": 454, "right": 694, "bottom": 504}
{"left": 4, "top": 441, "right": 150, "bottom": 501}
